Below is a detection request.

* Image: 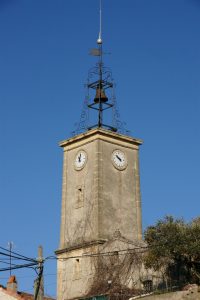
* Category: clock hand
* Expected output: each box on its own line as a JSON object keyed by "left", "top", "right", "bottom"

{"left": 116, "top": 155, "right": 122, "bottom": 162}
{"left": 78, "top": 154, "right": 81, "bottom": 162}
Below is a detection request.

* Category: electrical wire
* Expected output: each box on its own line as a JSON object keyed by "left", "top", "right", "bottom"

{"left": 46, "top": 246, "right": 148, "bottom": 261}
{"left": 0, "top": 251, "right": 37, "bottom": 263}
{"left": 0, "top": 260, "right": 19, "bottom": 267}
{"left": 45, "top": 240, "right": 200, "bottom": 262}
{"left": 0, "top": 247, "right": 37, "bottom": 263}
{"left": 34, "top": 265, "right": 43, "bottom": 300}
{"left": 0, "top": 272, "right": 56, "bottom": 281}
{"left": 0, "top": 262, "right": 38, "bottom": 273}
{"left": 0, "top": 239, "right": 199, "bottom": 274}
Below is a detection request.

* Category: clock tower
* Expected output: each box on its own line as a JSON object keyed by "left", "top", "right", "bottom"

{"left": 56, "top": 129, "right": 143, "bottom": 300}
{"left": 56, "top": 4, "right": 144, "bottom": 300}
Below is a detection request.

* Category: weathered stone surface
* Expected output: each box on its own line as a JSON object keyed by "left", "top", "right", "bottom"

{"left": 56, "top": 128, "right": 143, "bottom": 300}
{"left": 134, "top": 288, "right": 200, "bottom": 300}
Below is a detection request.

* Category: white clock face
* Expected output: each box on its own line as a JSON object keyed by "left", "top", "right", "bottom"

{"left": 74, "top": 150, "right": 87, "bottom": 170}
{"left": 112, "top": 150, "right": 127, "bottom": 170}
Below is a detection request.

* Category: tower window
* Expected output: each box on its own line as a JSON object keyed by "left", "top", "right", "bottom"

{"left": 73, "top": 258, "right": 81, "bottom": 280}
{"left": 75, "top": 185, "right": 84, "bottom": 208}
{"left": 143, "top": 280, "right": 153, "bottom": 293}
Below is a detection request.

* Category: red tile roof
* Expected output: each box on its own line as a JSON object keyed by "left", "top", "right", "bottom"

{"left": 0, "top": 285, "right": 55, "bottom": 300}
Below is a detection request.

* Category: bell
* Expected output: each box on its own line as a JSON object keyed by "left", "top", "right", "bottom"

{"left": 94, "top": 87, "right": 108, "bottom": 103}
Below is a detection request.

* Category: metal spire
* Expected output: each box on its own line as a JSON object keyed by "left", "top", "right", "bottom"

{"left": 72, "top": 0, "right": 129, "bottom": 136}
{"left": 96, "top": 0, "right": 104, "bottom": 128}
{"left": 87, "top": 0, "right": 116, "bottom": 131}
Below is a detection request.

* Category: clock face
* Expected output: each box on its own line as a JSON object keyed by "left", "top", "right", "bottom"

{"left": 74, "top": 150, "right": 87, "bottom": 170}
{"left": 112, "top": 150, "right": 127, "bottom": 170}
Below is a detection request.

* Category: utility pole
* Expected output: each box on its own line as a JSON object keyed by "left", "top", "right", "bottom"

{"left": 34, "top": 246, "right": 44, "bottom": 300}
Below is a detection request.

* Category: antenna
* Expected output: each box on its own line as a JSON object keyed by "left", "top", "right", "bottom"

{"left": 97, "top": 0, "right": 102, "bottom": 45}
{"left": 8, "top": 242, "right": 14, "bottom": 276}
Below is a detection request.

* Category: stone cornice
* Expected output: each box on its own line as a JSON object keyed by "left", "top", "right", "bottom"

{"left": 55, "top": 239, "right": 107, "bottom": 255}
{"left": 59, "top": 128, "right": 143, "bottom": 151}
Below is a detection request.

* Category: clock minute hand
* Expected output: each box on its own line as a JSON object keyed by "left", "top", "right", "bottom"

{"left": 78, "top": 153, "right": 81, "bottom": 162}
{"left": 116, "top": 155, "right": 122, "bottom": 162}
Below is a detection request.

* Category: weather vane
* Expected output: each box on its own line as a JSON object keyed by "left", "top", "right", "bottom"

{"left": 72, "top": 0, "right": 129, "bottom": 136}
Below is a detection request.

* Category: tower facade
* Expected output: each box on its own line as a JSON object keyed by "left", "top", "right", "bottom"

{"left": 56, "top": 128, "right": 143, "bottom": 300}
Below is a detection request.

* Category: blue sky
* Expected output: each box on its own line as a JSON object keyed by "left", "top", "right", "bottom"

{"left": 0, "top": 0, "right": 199, "bottom": 297}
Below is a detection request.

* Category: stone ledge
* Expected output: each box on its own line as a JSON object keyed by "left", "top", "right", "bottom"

{"left": 55, "top": 239, "right": 107, "bottom": 255}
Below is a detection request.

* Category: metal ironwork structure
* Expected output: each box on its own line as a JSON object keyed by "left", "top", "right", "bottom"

{"left": 72, "top": 0, "right": 129, "bottom": 136}
{"left": 87, "top": 44, "right": 115, "bottom": 132}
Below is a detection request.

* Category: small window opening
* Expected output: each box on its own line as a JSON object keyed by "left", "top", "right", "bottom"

{"left": 75, "top": 186, "right": 84, "bottom": 208}
{"left": 143, "top": 280, "right": 153, "bottom": 293}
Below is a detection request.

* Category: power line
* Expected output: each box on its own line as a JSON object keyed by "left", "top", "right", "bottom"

{"left": 45, "top": 239, "right": 200, "bottom": 262}
{"left": 0, "top": 251, "right": 36, "bottom": 264}
{"left": 0, "top": 239, "right": 199, "bottom": 275}
{"left": 0, "top": 272, "right": 56, "bottom": 281}
{"left": 0, "top": 246, "right": 37, "bottom": 263}
{"left": 47, "top": 246, "right": 148, "bottom": 262}
{"left": 0, "top": 262, "right": 38, "bottom": 273}
{"left": 0, "top": 260, "right": 19, "bottom": 267}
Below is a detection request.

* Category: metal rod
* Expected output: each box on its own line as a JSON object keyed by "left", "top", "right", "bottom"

{"left": 8, "top": 242, "right": 13, "bottom": 277}
{"left": 99, "top": 0, "right": 102, "bottom": 41}
{"left": 98, "top": 43, "right": 103, "bottom": 127}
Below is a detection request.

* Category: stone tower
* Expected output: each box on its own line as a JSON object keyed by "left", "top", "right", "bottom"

{"left": 56, "top": 4, "right": 144, "bottom": 299}
{"left": 56, "top": 129, "right": 143, "bottom": 300}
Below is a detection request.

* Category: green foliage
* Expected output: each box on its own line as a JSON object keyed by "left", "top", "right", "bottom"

{"left": 144, "top": 216, "right": 200, "bottom": 285}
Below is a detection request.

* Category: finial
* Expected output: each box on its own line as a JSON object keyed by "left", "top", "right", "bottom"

{"left": 97, "top": 0, "right": 102, "bottom": 44}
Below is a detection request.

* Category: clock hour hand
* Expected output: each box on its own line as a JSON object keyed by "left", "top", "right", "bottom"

{"left": 116, "top": 155, "right": 122, "bottom": 162}
{"left": 78, "top": 153, "right": 81, "bottom": 162}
